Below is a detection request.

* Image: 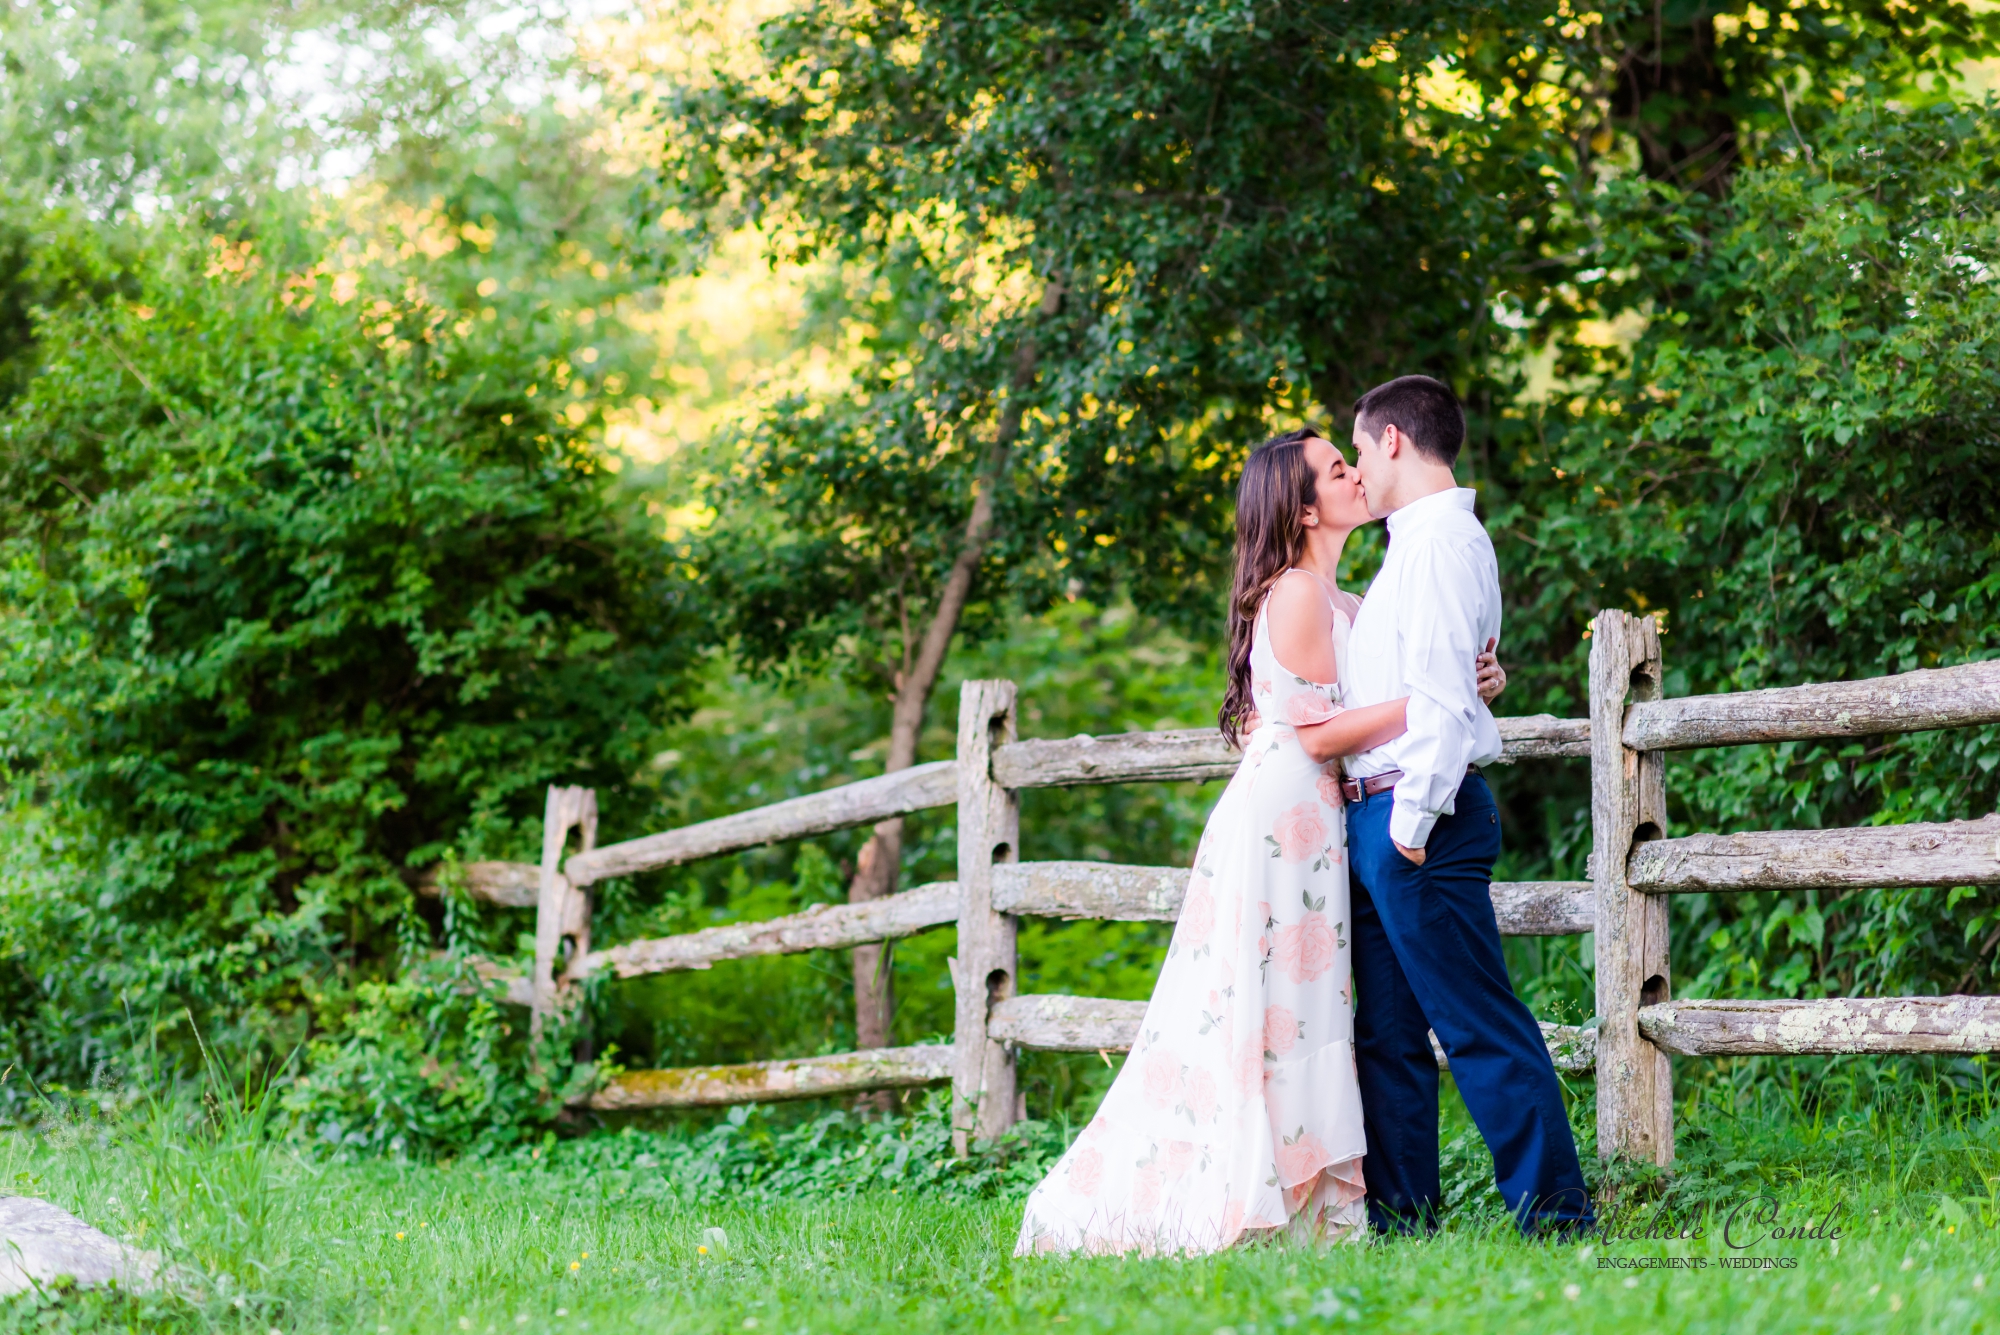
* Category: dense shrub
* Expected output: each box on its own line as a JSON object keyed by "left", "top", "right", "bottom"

{"left": 0, "top": 211, "right": 701, "bottom": 1107}
{"left": 1497, "top": 99, "right": 2000, "bottom": 1000}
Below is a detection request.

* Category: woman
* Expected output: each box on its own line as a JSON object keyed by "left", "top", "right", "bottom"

{"left": 1014, "top": 429, "right": 1504, "bottom": 1256}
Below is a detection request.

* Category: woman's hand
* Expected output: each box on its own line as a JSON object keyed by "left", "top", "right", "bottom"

{"left": 1476, "top": 638, "right": 1506, "bottom": 705}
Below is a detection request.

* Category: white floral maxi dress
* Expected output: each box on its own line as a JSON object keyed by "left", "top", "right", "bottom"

{"left": 1015, "top": 587, "right": 1368, "bottom": 1256}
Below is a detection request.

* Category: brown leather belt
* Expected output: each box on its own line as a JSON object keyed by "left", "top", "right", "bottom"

{"left": 1339, "top": 765, "right": 1476, "bottom": 804}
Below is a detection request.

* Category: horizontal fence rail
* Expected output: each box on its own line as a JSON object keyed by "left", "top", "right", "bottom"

{"left": 984, "top": 993, "right": 1598, "bottom": 1073}
{"left": 1621, "top": 659, "right": 2000, "bottom": 752}
{"left": 581, "top": 884, "right": 958, "bottom": 979}
{"left": 587, "top": 1013, "right": 1601, "bottom": 1114}
{"left": 418, "top": 861, "right": 540, "bottom": 907}
{"left": 992, "top": 715, "right": 1589, "bottom": 790}
{"left": 590, "top": 1045, "right": 955, "bottom": 1111}
{"left": 548, "top": 867, "right": 1595, "bottom": 986}
{"left": 565, "top": 760, "right": 959, "bottom": 888}
{"left": 556, "top": 719, "right": 1593, "bottom": 889}
{"left": 1637, "top": 996, "right": 2000, "bottom": 1057}
{"left": 1628, "top": 815, "right": 2000, "bottom": 893}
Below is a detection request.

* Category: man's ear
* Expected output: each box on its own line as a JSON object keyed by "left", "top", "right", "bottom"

{"left": 1380, "top": 423, "right": 1403, "bottom": 458}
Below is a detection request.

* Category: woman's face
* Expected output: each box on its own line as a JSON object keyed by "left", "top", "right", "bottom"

{"left": 1301, "top": 436, "right": 1373, "bottom": 531}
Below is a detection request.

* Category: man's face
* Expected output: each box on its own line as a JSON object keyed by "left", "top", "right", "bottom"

{"left": 1350, "top": 420, "right": 1395, "bottom": 519}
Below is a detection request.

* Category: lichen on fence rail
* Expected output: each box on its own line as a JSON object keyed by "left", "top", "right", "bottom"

{"left": 1636, "top": 996, "right": 2000, "bottom": 1056}
{"left": 587, "top": 1044, "right": 956, "bottom": 1110}
{"left": 417, "top": 861, "right": 540, "bottom": 907}
{"left": 1627, "top": 814, "right": 2000, "bottom": 893}
{"left": 1621, "top": 659, "right": 2000, "bottom": 752}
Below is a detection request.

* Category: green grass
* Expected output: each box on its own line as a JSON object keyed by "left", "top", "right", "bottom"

{"left": 3, "top": 1063, "right": 1997, "bottom": 1334}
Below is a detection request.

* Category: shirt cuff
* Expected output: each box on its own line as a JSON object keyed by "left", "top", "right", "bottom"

{"left": 1390, "top": 800, "right": 1438, "bottom": 849}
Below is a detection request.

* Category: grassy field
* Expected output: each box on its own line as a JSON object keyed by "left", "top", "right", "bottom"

{"left": 2, "top": 1065, "right": 1996, "bottom": 1334}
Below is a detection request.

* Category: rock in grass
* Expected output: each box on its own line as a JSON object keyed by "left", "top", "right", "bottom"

{"left": 0, "top": 1197, "right": 166, "bottom": 1295}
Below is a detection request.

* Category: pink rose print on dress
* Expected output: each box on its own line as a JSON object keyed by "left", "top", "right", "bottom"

{"left": 1182, "top": 1066, "right": 1219, "bottom": 1123}
{"left": 1232, "top": 1046, "right": 1265, "bottom": 1098}
{"left": 1222, "top": 1199, "right": 1246, "bottom": 1241}
{"left": 1069, "top": 1144, "right": 1105, "bottom": 1196}
{"left": 1142, "top": 1049, "right": 1181, "bottom": 1108}
{"left": 1275, "top": 1129, "right": 1330, "bottom": 1188}
{"left": 1284, "top": 691, "right": 1336, "bottom": 726}
{"left": 1316, "top": 767, "right": 1344, "bottom": 810}
{"left": 1179, "top": 880, "right": 1215, "bottom": 948}
{"left": 1263, "top": 1004, "right": 1299, "bottom": 1059}
{"left": 1131, "top": 1162, "right": 1166, "bottom": 1215}
{"left": 1275, "top": 911, "right": 1338, "bottom": 984}
{"left": 1165, "top": 1140, "right": 1198, "bottom": 1180}
{"left": 1267, "top": 802, "right": 1328, "bottom": 863}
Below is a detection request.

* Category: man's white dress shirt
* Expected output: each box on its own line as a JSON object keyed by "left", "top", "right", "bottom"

{"left": 1343, "top": 487, "right": 1503, "bottom": 848}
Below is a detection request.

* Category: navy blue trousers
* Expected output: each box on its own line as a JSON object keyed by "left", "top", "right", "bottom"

{"left": 1346, "top": 772, "right": 1594, "bottom": 1235}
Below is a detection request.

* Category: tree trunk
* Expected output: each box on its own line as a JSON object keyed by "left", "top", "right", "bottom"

{"left": 846, "top": 291, "right": 1057, "bottom": 1090}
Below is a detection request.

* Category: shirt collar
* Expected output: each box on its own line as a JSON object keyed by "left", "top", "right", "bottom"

{"left": 1385, "top": 486, "right": 1476, "bottom": 537}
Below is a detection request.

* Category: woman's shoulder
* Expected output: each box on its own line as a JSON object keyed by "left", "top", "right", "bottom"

{"left": 1269, "top": 567, "right": 1332, "bottom": 600}
{"left": 1265, "top": 571, "right": 1335, "bottom": 634}
{"left": 1267, "top": 570, "right": 1335, "bottom": 615}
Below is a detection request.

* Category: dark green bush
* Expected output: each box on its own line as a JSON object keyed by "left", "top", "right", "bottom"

{"left": 0, "top": 210, "right": 701, "bottom": 1108}
{"left": 1498, "top": 98, "right": 2000, "bottom": 1001}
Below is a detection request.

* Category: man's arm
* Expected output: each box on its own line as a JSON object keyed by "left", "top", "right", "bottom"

{"left": 1389, "top": 538, "right": 1489, "bottom": 856}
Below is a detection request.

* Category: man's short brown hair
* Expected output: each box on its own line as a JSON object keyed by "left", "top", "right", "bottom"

{"left": 1353, "top": 375, "right": 1465, "bottom": 468}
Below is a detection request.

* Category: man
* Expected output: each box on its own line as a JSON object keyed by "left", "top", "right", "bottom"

{"left": 1340, "top": 374, "right": 1594, "bottom": 1236}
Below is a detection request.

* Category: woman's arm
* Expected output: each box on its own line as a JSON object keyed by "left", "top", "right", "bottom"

{"left": 1294, "top": 697, "right": 1408, "bottom": 763}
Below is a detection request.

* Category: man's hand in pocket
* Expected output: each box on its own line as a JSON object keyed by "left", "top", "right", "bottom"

{"left": 1394, "top": 840, "right": 1427, "bottom": 866}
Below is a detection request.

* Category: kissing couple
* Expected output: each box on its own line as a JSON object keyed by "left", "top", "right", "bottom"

{"left": 1016, "top": 375, "right": 1595, "bottom": 1254}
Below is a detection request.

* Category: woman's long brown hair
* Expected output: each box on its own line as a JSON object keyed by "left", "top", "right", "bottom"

{"left": 1218, "top": 429, "right": 1323, "bottom": 748}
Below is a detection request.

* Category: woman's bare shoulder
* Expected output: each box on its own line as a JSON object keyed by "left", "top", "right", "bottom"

{"left": 1267, "top": 569, "right": 1334, "bottom": 618}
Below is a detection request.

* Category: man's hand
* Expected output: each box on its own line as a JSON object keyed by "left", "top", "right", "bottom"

{"left": 1476, "top": 637, "right": 1506, "bottom": 705}
{"left": 1394, "top": 840, "right": 1427, "bottom": 866}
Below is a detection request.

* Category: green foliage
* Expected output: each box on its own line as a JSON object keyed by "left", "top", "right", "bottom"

{"left": 1586, "top": 1, "right": 1996, "bottom": 191}
{"left": 1496, "top": 99, "right": 2000, "bottom": 1000}
{"left": 654, "top": 0, "right": 1593, "bottom": 685}
{"left": 565, "top": 1092, "right": 1064, "bottom": 1204}
{"left": 0, "top": 210, "right": 698, "bottom": 1097}
{"left": 284, "top": 920, "right": 599, "bottom": 1158}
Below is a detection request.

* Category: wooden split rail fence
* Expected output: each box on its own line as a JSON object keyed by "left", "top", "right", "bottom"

{"left": 429, "top": 609, "right": 2000, "bottom": 1162}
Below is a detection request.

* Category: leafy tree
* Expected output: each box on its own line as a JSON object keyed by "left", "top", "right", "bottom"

{"left": 649, "top": 0, "right": 2000, "bottom": 1054}
{"left": 1587, "top": 1, "right": 1993, "bottom": 194}
{"left": 648, "top": 0, "right": 1601, "bottom": 1044}
{"left": 0, "top": 209, "right": 698, "bottom": 1094}
{"left": 1504, "top": 98, "right": 2000, "bottom": 1000}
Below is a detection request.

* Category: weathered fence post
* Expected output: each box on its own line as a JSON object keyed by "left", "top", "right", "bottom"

{"left": 952, "top": 679, "right": 1021, "bottom": 1153}
{"left": 1589, "top": 610, "right": 1674, "bottom": 1166}
{"left": 532, "top": 784, "right": 598, "bottom": 1035}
